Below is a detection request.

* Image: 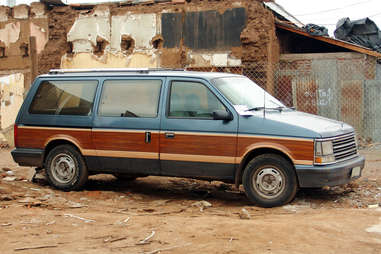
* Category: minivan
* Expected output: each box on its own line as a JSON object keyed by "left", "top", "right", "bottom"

{"left": 11, "top": 68, "right": 365, "bottom": 207}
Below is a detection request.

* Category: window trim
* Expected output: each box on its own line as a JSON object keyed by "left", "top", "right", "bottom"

{"left": 28, "top": 79, "right": 99, "bottom": 116}
{"left": 97, "top": 79, "right": 163, "bottom": 119}
{"left": 166, "top": 79, "right": 230, "bottom": 120}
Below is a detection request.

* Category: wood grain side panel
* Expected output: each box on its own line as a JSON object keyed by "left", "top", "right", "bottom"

{"left": 18, "top": 127, "right": 93, "bottom": 151}
{"left": 93, "top": 131, "right": 159, "bottom": 153}
{"left": 238, "top": 136, "right": 314, "bottom": 163}
{"left": 159, "top": 133, "right": 237, "bottom": 157}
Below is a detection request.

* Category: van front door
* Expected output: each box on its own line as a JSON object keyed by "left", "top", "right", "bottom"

{"left": 92, "top": 78, "right": 164, "bottom": 175}
{"left": 160, "top": 78, "right": 238, "bottom": 181}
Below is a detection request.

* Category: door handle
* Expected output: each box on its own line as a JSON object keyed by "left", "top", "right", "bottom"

{"left": 145, "top": 132, "right": 151, "bottom": 143}
{"left": 165, "top": 132, "right": 175, "bottom": 138}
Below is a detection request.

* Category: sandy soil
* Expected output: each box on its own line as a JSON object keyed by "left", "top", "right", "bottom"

{"left": 1, "top": 148, "right": 381, "bottom": 254}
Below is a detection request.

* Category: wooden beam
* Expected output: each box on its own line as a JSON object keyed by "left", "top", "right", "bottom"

{"left": 29, "top": 36, "right": 38, "bottom": 81}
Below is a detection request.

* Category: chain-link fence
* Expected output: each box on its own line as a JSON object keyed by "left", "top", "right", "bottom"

{"left": 189, "top": 59, "right": 381, "bottom": 143}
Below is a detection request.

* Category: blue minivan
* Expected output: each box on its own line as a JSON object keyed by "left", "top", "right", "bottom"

{"left": 11, "top": 69, "right": 365, "bottom": 207}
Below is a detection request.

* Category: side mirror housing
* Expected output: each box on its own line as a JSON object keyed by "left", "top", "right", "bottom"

{"left": 213, "top": 110, "right": 233, "bottom": 121}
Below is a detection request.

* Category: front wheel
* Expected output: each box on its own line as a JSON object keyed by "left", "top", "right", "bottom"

{"left": 242, "top": 154, "right": 297, "bottom": 207}
{"left": 45, "top": 145, "right": 88, "bottom": 191}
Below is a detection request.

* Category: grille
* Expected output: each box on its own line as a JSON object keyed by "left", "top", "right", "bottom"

{"left": 332, "top": 133, "right": 357, "bottom": 161}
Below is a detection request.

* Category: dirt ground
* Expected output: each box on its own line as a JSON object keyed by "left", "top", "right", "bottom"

{"left": 1, "top": 148, "right": 381, "bottom": 254}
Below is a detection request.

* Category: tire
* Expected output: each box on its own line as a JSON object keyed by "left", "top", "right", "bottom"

{"left": 45, "top": 145, "right": 88, "bottom": 191}
{"left": 242, "top": 154, "right": 297, "bottom": 208}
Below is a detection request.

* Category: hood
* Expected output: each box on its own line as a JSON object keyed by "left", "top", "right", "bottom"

{"left": 238, "top": 110, "right": 354, "bottom": 138}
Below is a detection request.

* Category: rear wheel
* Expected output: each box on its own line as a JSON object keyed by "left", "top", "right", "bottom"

{"left": 242, "top": 154, "right": 297, "bottom": 207}
{"left": 45, "top": 145, "right": 88, "bottom": 191}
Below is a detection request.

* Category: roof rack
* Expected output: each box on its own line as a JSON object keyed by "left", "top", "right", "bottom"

{"left": 48, "top": 68, "right": 185, "bottom": 74}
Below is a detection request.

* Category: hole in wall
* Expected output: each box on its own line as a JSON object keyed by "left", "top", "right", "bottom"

{"left": 93, "top": 37, "right": 108, "bottom": 56}
{"left": 20, "top": 43, "right": 29, "bottom": 57}
{"left": 66, "top": 41, "right": 74, "bottom": 57}
{"left": 152, "top": 35, "right": 164, "bottom": 49}
{"left": 0, "top": 47, "right": 5, "bottom": 58}
{"left": 120, "top": 35, "right": 135, "bottom": 54}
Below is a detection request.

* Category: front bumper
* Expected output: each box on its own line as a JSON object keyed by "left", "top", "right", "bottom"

{"left": 11, "top": 148, "right": 44, "bottom": 167}
{"left": 295, "top": 155, "right": 365, "bottom": 188}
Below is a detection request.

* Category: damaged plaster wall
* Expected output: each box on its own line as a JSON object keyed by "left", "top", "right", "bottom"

{"left": 0, "top": 73, "right": 24, "bottom": 146}
{"left": 0, "top": 2, "right": 48, "bottom": 145}
{"left": 0, "top": 2, "right": 48, "bottom": 87}
{"left": 0, "top": 0, "right": 279, "bottom": 146}
{"left": 59, "top": 1, "right": 276, "bottom": 71}
{"left": 61, "top": 6, "right": 160, "bottom": 68}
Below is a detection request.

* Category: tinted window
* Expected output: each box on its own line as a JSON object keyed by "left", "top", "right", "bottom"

{"left": 168, "top": 81, "right": 226, "bottom": 118}
{"left": 98, "top": 80, "right": 162, "bottom": 118}
{"left": 29, "top": 80, "right": 97, "bottom": 115}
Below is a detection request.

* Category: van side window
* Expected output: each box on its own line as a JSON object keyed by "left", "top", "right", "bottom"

{"left": 29, "top": 80, "right": 97, "bottom": 115}
{"left": 168, "top": 81, "right": 226, "bottom": 118}
{"left": 98, "top": 80, "right": 162, "bottom": 118}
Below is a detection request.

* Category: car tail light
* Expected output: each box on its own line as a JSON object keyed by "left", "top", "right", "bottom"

{"left": 14, "top": 124, "right": 18, "bottom": 147}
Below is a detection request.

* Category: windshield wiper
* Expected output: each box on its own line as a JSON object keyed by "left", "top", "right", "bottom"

{"left": 246, "top": 106, "right": 287, "bottom": 112}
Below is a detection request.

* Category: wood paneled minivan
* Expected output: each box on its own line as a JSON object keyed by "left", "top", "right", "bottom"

{"left": 12, "top": 69, "right": 365, "bottom": 207}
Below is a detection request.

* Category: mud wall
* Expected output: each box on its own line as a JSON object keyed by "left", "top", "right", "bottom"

{"left": 0, "top": 0, "right": 278, "bottom": 79}
{"left": 0, "top": 0, "right": 279, "bottom": 145}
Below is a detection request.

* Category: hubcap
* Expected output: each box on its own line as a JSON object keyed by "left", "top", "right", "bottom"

{"left": 51, "top": 153, "right": 76, "bottom": 184}
{"left": 253, "top": 167, "right": 285, "bottom": 199}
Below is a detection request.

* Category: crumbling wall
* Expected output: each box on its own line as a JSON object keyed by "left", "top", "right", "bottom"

{"left": 0, "top": 73, "right": 24, "bottom": 146}
{"left": 0, "top": 2, "right": 48, "bottom": 145}
{"left": 53, "top": 0, "right": 278, "bottom": 73}
{"left": 0, "top": 0, "right": 280, "bottom": 145}
{"left": 0, "top": 3, "right": 48, "bottom": 87}
{"left": 1, "top": 0, "right": 279, "bottom": 77}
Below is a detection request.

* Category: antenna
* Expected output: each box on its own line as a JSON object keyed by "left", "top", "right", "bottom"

{"left": 263, "top": 87, "right": 266, "bottom": 118}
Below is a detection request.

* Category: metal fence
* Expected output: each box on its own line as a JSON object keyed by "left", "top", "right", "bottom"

{"left": 189, "top": 60, "right": 381, "bottom": 143}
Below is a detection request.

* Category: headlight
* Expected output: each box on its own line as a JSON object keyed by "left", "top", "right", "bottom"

{"left": 315, "top": 140, "right": 335, "bottom": 164}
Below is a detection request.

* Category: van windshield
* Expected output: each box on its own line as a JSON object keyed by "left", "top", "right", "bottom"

{"left": 212, "top": 77, "right": 285, "bottom": 110}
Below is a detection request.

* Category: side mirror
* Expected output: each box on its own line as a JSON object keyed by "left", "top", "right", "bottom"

{"left": 213, "top": 110, "right": 233, "bottom": 121}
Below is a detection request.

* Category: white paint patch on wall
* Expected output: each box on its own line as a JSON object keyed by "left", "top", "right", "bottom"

{"left": 67, "top": 8, "right": 110, "bottom": 53}
{"left": 189, "top": 52, "right": 242, "bottom": 67}
{"left": 0, "top": 22, "right": 21, "bottom": 47}
{"left": 111, "top": 13, "right": 157, "bottom": 51}
{"left": 0, "top": 73, "right": 24, "bottom": 130}
{"left": 30, "top": 22, "right": 48, "bottom": 54}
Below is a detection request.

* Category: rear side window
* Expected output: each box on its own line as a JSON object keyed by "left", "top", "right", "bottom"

{"left": 98, "top": 80, "right": 162, "bottom": 118}
{"left": 29, "top": 80, "right": 98, "bottom": 116}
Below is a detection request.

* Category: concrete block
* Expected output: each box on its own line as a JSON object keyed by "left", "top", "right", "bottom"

{"left": 111, "top": 13, "right": 157, "bottom": 51}
{"left": 0, "top": 6, "right": 9, "bottom": 22}
{"left": 30, "top": 2, "right": 46, "bottom": 18}
{"left": 13, "top": 4, "right": 29, "bottom": 19}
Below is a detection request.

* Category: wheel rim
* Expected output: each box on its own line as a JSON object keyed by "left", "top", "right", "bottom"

{"left": 253, "top": 167, "right": 285, "bottom": 199}
{"left": 51, "top": 153, "right": 76, "bottom": 184}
